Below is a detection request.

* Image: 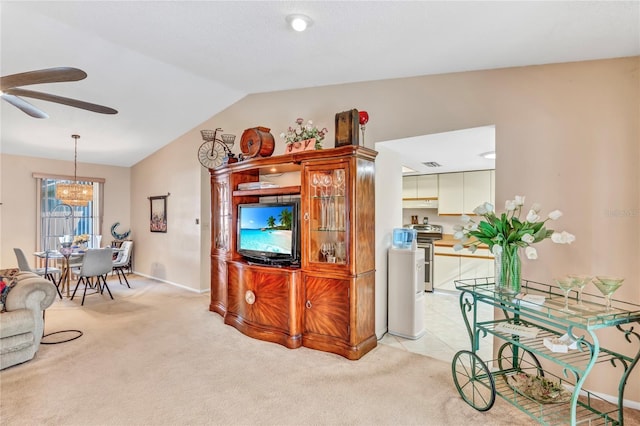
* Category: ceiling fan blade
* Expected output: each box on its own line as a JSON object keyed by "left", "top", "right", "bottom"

{"left": 1, "top": 67, "right": 87, "bottom": 90}
{"left": 1, "top": 93, "right": 49, "bottom": 118}
{"left": 6, "top": 88, "right": 118, "bottom": 115}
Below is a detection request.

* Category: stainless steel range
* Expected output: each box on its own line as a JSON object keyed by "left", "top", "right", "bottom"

{"left": 405, "top": 224, "right": 443, "bottom": 292}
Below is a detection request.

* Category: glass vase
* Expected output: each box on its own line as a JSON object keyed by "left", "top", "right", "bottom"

{"left": 494, "top": 244, "right": 521, "bottom": 294}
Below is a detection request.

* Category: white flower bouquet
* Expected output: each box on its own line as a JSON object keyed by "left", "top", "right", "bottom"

{"left": 453, "top": 195, "right": 575, "bottom": 259}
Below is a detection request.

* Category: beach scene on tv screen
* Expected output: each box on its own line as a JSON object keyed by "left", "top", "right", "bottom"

{"left": 239, "top": 205, "right": 293, "bottom": 254}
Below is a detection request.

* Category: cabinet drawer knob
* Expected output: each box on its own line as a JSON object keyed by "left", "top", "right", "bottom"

{"left": 245, "top": 290, "right": 256, "bottom": 305}
{"left": 305, "top": 300, "right": 312, "bottom": 309}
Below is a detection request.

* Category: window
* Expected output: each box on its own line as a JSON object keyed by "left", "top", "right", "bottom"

{"left": 34, "top": 175, "right": 104, "bottom": 252}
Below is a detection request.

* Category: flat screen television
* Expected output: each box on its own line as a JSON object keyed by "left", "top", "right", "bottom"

{"left": 237, "top": 201, "right": 300, "bottom": 266}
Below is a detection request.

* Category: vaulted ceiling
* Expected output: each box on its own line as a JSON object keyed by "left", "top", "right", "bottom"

{"left": 1, "top": 1, "right": 638, "bottom": 167}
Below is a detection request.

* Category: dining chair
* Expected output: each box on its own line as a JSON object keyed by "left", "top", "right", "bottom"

{"left": 14, "top": 247, "right": 63, "bottom": 299}
{"left": 70, "top": 247, "right": 114, "bottom": 305}
{"left": 112, "top": 241, "right": 133, "bottom": 288}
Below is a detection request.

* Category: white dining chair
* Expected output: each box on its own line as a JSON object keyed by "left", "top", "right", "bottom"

{"left": 70, "top": 248, "right": 114, "bottom": 305}
{"left": 112, "top": 241, "right": 133, "bottom": 288}
{"left": 14, "top": 247, "right": 63, "bottom": 299}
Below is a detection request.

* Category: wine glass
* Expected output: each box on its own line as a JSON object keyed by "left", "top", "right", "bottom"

{"left": 334, "top": 169, "right": 346, "bottom": 196}
{"left": 568, "top": 274, "right": 592, "bottom": 308}
{"left": 321, "top": 174, "right": 333, "bottom": 197}
{"left": 311, "top": 173, "right": 321, "bottom": 197}
{"left": 59, "top": 235, "right": 73, "bottom": 254}
{"left": 593, "top": 276, "right": 625, "bottom": 312}
{"left": 320, "top": 242, "right": 330, "bottom": 262}
{"left": 335, "top": 242, "right": 346, "bottom": 263}
{"left": 553, "top": 277, "right": 575, "bottom": 313}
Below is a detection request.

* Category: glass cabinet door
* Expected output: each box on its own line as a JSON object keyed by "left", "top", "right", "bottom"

{"left": 304, "top": 163, "right": 349, "bottom": 268}
{"left": 212, "top": 176, "right": 230, "bottom": 252}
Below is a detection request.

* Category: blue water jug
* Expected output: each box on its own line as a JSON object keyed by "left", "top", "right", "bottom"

{"left": 392, "top": 228, "right": 417, "bottom": 249}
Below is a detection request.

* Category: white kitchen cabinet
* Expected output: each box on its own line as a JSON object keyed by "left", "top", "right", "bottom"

{"left": 463, "top": 171, "right": 492, "bottom": 214}
{"left": 434, "top": 255, "right": 460, "bottom": 292}
{"left": 437, "top": 172, "right": 463, "bottom": 215}
{"left": 435, "top": 246, "right": 494, "bottom": 292}
{"left": 438, "top": 170, "right": 494, "bottom": 215}
{"left": 402, "top": 176, "right": 418, "bottom": 199}
{"left": 459, "top": 249, "right": 494, "bottom": 281}
{"left": 433, "top": 247, "right": 461, "bottom": 292}
{"left": 402, "top": 175, "right": 438, "bottom": 199}
{"left": 416, "top": 174, "right": 438, "bottom": 198}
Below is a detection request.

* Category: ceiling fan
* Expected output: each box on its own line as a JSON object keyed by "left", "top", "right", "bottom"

{"left": 0, "top": 67, "right": 118, "bottom": 118}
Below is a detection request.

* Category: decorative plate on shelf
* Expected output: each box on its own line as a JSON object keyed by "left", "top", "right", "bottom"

{"left": 506, "top": 373, "right": 572, "bottom": 404}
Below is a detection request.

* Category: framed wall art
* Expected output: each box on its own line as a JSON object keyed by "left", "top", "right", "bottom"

{"left": 149, "top": 195, "right": 168, "bottom": 233}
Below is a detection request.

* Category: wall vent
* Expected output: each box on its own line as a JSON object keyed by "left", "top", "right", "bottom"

{"left": 422, "top": 162, "right": 442, "bottom": 167}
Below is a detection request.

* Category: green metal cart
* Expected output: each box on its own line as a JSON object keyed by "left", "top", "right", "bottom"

{"left": 452, "top": 278, "right": 640, "bottom": 425}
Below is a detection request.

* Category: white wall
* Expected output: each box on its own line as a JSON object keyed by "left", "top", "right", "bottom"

{"left": 374, "top": 145, "right": 403, "bottom": 338}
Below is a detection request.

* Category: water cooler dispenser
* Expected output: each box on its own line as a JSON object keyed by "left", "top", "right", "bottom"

{"left": 388, "top": 229, "right": 425, "bottom": 339}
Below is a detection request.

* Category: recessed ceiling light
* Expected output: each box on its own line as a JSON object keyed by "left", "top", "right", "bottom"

{"left": 480, "top": 151, "right": 496, "bottom": 160}
{"left": 286, "top": 14, "right": 313, "bottom": 32}
{"left": 402, "top": 166, "right": 417, "bottom": 174}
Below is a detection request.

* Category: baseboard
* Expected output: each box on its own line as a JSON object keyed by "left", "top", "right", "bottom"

{"left": 129, "top": 271, "right": 210, "bottom": 294}
{"left": 566, "top": 384, "right": 640, "bottom": 411}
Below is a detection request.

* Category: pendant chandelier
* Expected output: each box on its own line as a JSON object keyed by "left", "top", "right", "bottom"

{"left": 55, "top": 134, "right": 93, "bottom": 206}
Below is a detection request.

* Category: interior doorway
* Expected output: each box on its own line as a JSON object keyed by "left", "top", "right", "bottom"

{"left": 375, "top": 124, "right": 497, "bottom": 356}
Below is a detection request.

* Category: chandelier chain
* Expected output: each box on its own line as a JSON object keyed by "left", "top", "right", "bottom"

{"left": 72, "top": 134, "right": 80, "bottom": 182}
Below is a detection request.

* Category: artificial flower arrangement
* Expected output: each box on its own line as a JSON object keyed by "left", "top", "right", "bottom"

{"left": 73, "top": 234, "right": 90, "bottom": 245}
{"left": 280, "top": 118, "right": 327, "bottom": 150}
{"left": 453, "top": 196, "right": 575, "bottom": 258}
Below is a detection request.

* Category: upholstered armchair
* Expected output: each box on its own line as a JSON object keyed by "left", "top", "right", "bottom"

{"left": 0, "top": 272, "right": 57, "bottom": 370}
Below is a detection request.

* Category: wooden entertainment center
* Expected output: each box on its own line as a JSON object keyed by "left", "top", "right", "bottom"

{"left": 209, "top": 146, "right": 377, "bottom": 360}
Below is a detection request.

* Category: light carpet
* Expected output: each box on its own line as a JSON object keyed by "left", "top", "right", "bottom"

{"left": 0, "top": 275, "right": 630, "bottom": 425}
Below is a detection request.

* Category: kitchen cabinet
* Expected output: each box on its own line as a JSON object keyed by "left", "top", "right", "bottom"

{"left": 437, "top": 173, "right": 464, "bottom": 215}
{"left": 403, "top": 175, "right": 438, "bottom": 198}
{"left": 403, "top": 175, "right": 439, "bottom": 209}
{"left": 434, "top": 245, "right": 493, "bottom": 292}
{"left": 460, "top": 248, "right": 493, "bottom": 280}
{"left": 433, "top": 249, "right": 460, "bottom": 292}
{"left": 402, "top": 176, "right": 418, "bottom": 199}
{"left": 416, "top": 175, "right": 438, "bottom": 198}
{"left": 437, "top": 170, "right": 494, "bottom": 215}
{"left": 463, "top": 171, "right": 491, "bottom": 214}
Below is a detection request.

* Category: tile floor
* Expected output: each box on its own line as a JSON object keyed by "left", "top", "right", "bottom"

{"left": 379, "top": 290, "right": 494, "bottom": 364}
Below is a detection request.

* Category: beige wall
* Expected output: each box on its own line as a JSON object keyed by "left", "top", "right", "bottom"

{"left": 0, "top": 154, "right": 130, "bottom": 267}
{"left": 129, "top": 130, "right": 205, "bottom": 290}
